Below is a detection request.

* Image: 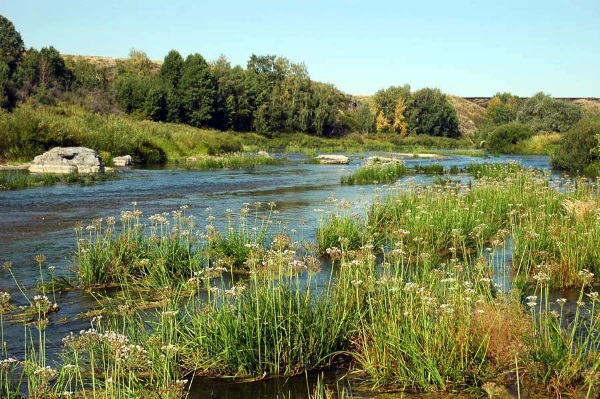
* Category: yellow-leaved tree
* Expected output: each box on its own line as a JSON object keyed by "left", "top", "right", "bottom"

{"left": 376, "top": 110, "right": 390, "bottom": 132}
{"left": 392, "top": 98, "right": 408, "bottom": 136}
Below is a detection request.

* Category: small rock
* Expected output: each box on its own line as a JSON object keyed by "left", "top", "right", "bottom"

{"left": 316, "top": 154, "right": 350, "bottom": 165}
{"left": 257, "top": 151, "right": 271, "bottom": 158}
{"left": 113, "top": 155, "right": 133, "bottom": 167}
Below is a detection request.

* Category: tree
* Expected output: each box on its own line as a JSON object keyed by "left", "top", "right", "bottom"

{"left": 376, "top": 110, "right": 390, "bottom": 132}
{"left": 0, "top": 15, "right": 24, "bottom": 73}
{"left": 158, "top": 50, "right": 185, "bottom": 123}
{"left": 485, "top": 92, "right": 520, "bottom": 125}
{"left": 373, "top": 85, "right": 411, "bottom": 128}
{"left": 116, "top": 49, "right": 155, "bottom": 78}
{"left": 158, "top": 50, "right": 184, "bottom": 88}
{"left": 180, "top": 53, "right": 215, "bottom": 127}
{"left": 517, "top": 92, "right": 583, "bottom": 133}
{"left": 406, "top": 88, "right": 460, "bottom": 138}
{"left": 0, "top": 15, "right": 24, "bottom": 109}
{"left": 355, "top": 104, "right": 375, "bottom": 133}
{"left": 392, "top": 97, "right": 408, "bottom": 136}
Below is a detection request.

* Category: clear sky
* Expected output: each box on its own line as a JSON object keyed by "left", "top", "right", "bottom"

{"left": 2, "top": 0, "right": 599, "bottom": 97}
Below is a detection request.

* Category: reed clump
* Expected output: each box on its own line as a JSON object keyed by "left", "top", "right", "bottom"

{"left": 341, "top": 162, "right": 407, "bottom": 185}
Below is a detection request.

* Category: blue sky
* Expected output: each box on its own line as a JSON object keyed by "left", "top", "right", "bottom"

{"left": 2, "top": 0, "right": 599, "bottom": 96}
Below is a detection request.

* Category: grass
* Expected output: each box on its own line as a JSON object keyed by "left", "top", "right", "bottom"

{"left": 0, "top": 170, "right": 120, "bottom": 190}
{"left": 2, "top": 164, "right": 600, "bottom": 398}
{"left": 178, "top": 153, "right": 285, "bottom": 170}
{"left": 341, "top": 162, "right": 408, "bottom": 185}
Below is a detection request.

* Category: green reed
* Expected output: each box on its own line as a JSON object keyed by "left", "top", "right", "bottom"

{"left": 0, "top": 170, "right": 119, "bottom": 190}
{"left": 180, "top": 153, "right": 284, "bottom": 171}
{"left": 523, "top": 269, "right": 600, "bottom": 395}
{"left": 75, "top": 205, "right": 206, "bottom": 287}
{"left": 341, "top": 162, "right": 407, "bottom": 185}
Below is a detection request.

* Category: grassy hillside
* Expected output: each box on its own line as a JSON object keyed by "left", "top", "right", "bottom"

{"left": 447, "top": 95, "right": 486, "bottom": 140}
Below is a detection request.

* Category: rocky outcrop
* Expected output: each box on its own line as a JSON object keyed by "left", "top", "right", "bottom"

{"left": 113, "top": 155, "right": 133, "bottom": 166}
{"left": 316, "top": 154, "right": 350, "bottom": 165}
{"left": 29, "top": 147, "right": 105, "bottom": 174}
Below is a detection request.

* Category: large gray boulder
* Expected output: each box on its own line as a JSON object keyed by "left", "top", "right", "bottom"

{"left": 29, "top": 147, "right": 105, "bottom": 174}
{"left": 316, "top": 154, "right": 350, "bottom": 165}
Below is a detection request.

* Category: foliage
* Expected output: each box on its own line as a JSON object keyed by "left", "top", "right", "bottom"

{"left": 0, "top": 14, "right": 24, "bottom": 109}
{"left": 484, "top": 122, "right": 534, "bottom": 154}
{"left": 550, "top": 117, "right": 600, "bottom": 174}
{"left": 354, "top": 103, "right": 375, "bottom": 133}
{"left": 375, "top": 110, "right": 389, "bottom": 132}
{"left": 517, "top": 92, "right": 584, "bottom": 133}
{"left": 485, "top": 92, "right": 520, "bottom": 125}
{"left": 392, "top": 97, "right": 408, "bottom": 136}
{"left": 406, "top": 87, "right": 460, "bottom": 138}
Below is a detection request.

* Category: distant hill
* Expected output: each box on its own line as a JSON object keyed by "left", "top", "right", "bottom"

{"left": 447, "top": 95, "right": 485, "bottom": 139}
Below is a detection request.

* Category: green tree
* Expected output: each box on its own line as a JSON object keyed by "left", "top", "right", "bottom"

{"left": 355, "top": 103, "right": 375, "bottom": 133}
{"left": 158, "top": 50, "right": 184, "bottom": 88}
{"left": 0, "top": 14, "right": 25, "bottom": 109}
{"left": 0, "top": 15, "right": 24, "bottom": 73}
{"left": 180, "top": 53, "right": 215, "bottom": 127}
{"left": 115, "top": 74, "right": 151, "bottom": 114}
{"left": 158, "top": 50, "right": 184, "bottom": 123}
{"left": 485, "top": 92, "right": 520, "bottom": 125}
{"left": 407, "top": 88, "right": 460, "bottom": 138}
{"left": 517, "top": 92, "right": 583, "bottom": 133}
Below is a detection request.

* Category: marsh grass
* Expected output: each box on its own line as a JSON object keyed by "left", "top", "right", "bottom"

{"left": 0, "top": 170, "right": 119, "bottom": 190}
{"left": 341, "top": 162, "right": 408, "bottom": 185}
{"left": 75, "top": 205, "right": 206, "bottom": 288}
{"left": 180, "top": 153, "right": 285, "bottom": 171}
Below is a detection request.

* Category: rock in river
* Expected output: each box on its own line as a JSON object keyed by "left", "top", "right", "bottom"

{"left": 113, "top": 155, "right": 134, "bottom": 166}
{"left": 29, "top": 147, "right": 105, "bottom": 174}
{"left": 316, "top": 154, "right": 350, "bottom": 164}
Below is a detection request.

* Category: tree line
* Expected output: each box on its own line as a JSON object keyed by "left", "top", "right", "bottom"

{"left": 1, "top": 14, "right": 461, "bottom": 139}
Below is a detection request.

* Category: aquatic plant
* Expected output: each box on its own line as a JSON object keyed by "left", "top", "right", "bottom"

{"left": 341, "top": 161, "right": 407, "bottom": 185}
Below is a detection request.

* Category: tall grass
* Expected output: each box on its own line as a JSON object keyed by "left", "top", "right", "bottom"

{"left": 0, "top": 170, "right": 119, "bottom": 190}
{"left": 75, "top": 205, "right": 205, "bottom": 287}
{"left": 341, "top": 162, "right": 408, "bottom": 185}
{"left": 180, "top": 153, "right": 284, "bottom": 171}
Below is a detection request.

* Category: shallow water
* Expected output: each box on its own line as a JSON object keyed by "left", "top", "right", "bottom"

{"left": 0, "top": 153, "right": 553, "bottom": 397}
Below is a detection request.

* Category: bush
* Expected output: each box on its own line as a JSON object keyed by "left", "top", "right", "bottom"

{"left": 517, "top": 92, "right": 583, "bottom": 133}
{"left": 550, "top": 118, "right": 600, "bottom": 174}
{"left": 484, "top": 122, "right": 534, "bottom": 154}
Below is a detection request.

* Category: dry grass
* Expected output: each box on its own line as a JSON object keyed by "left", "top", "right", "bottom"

{"left": 447, "top": 95, "right": 486, "bottom": 139}
{"left": 562, "top": 197, "right": 599, "bottom": 219}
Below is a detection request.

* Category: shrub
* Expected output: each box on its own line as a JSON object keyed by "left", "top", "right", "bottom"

{"left": 550, "top": 118, "right": 600, "bottom": 174}
{"left": 485, "top": 122, "right": 534, "bottom": 154}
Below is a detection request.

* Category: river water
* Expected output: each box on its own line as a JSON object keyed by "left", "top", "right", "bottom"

{"left": 0, "top": 153, "right": 552, "bottom": 398}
